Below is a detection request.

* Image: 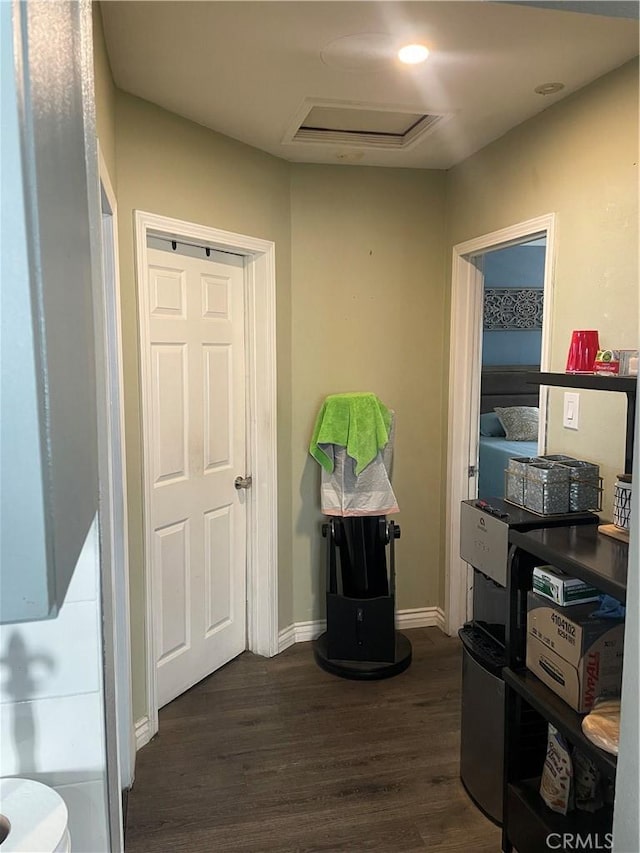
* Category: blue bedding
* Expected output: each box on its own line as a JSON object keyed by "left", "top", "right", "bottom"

{"left": 478, "top": 436, "right": 538, "bottom": 500}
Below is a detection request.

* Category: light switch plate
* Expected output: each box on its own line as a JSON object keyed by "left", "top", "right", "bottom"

{"left": 563, "top": 392, "right": 580, "bottom": 430}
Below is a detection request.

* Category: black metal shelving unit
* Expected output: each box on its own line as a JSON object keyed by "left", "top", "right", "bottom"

{"left": 526, "top": 371, "right": 637, "bottom": 475}
{"left": 526, "top": 372, "right": 637, "bottom": 393}
{"left": 506, "top": 777, "right": 613, "bottom": 853}
{"left": 509, "top": 526, "right": 628, "bottom": 604}
{"left": 503, "top": 669, "right": 618, "bottom": 778}
{"left": 501, "top": 526, "right": 628, "bottom": 853}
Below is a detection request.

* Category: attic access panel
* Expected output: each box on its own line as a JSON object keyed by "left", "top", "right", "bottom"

{"left": 286, "top": 101, "right": 448, "bottom": 150}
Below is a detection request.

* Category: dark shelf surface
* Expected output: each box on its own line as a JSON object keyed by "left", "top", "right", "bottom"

{"left": 466, "top": 497, "right": 598, "bottom": 530}
{"left": 526, "top": 371, "right": 637, "bottom": 394}
{"left": 510, "top": 525, "right": 627, "bottom": 603}
{"left": 506, "top": 777, "right": 613, "bottom": 853}
{"left": 504, "top": 668, "right": 618, "bottom": 777}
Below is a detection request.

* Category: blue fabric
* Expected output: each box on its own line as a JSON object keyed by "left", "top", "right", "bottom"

{"left": 478, "top": 437, "right": 538, "bottom": 500}
{"left": 590, "top": 594, "right": 626, "bottom": 620}
{"left": 479, "top": 412, "right": 506, "bottom": 437}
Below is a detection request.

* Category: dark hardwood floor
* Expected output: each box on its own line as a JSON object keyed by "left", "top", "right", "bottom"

{"left": 125, "top": 628, "right": 500, "bottom": 852}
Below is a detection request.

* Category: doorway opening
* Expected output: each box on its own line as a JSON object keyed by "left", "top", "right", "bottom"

{"left": 96, "top": 147, "right": 135, "bottom": 853}
{"left": 98, "top": 149, "right": 134, "bottom": 802}
{"left": 477, "top": 237, "right": 547, "bottom": 500}
{"left": 134, "top": 212, "right": 278, "bottom": 742}
{"left": 445, "top": 215, "right": 556, "bottom": 634}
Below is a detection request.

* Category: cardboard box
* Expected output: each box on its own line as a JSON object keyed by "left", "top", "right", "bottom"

{"left": 593, "top": 350, "right": 620, "bottom": 375}
{"left": 532, "top": 565, "right": 600, "bottom": 607}
{"left": 526, "top": 592, "right": 624, "bottom": 713}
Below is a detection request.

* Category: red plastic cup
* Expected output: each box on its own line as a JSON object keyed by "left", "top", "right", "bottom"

{"left": 565, "top": 330, "right": 600, "bottom": 373}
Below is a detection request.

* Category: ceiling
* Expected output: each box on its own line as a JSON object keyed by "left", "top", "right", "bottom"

{"left": 101, "top": 1, "right": 639, "bottom": 170}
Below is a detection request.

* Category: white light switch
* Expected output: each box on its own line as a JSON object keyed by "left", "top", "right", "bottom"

{"left": 563, "top": 392, "right": 580, "bottom": 430}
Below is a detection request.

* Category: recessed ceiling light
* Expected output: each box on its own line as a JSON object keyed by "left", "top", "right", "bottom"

{"left": 398, "top": 44, "right": 430, "bottom": 65}
{"left": 534, "top": 82, "right": 565, "bottom": 95}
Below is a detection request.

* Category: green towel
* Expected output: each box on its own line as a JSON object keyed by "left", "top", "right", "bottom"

{"left": 309, "top": 393, "right": 392, "bottom": 475}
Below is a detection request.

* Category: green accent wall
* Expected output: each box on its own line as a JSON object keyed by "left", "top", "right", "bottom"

{"left": 92, "top": 5, "right": 638, "bottom": 720}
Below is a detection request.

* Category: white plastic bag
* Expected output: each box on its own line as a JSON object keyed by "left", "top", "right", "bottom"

{"left": 540, "top": 725, "right": 573, "bottom": 814}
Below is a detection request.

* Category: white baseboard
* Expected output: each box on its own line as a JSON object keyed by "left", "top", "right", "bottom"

{"left": 292, "top": 619, "right": 326, "bottom": 643}
{"left": 396, "top": 606, "right": 446, "bottom": 631}
{"left": 134, "top": 716, "right": 151, "bottom": 751}
{"left": 277, "top": 624, "right": 296, "bottom": 653}
{"left": 277, "top": 606, "right": 446, "bottom": 652}
{"left": 277, "top": 620, "right": 324, "bottom": 651}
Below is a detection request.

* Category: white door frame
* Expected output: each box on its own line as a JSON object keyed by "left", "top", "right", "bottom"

{"left": 444, "top": 213, "right": 556, "bottom": 635}
{"left": 135, "top": 211, "right": 278, "bottom": 739}
{"left": 98, "top": 147, "right": 135, "bottom": 789}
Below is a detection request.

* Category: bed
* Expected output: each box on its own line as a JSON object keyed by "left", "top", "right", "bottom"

{"left": 477, "top": 365, "right": 540, "bottom": 499}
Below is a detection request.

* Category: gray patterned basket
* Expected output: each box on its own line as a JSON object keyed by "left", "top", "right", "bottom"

{"left": 536, "top": 455, "right": 601, "bottom": 511}
{"left": 562, "top": 460, "right": 601, "bottom": 512}
{"left": 524, "top": 462, "right": 571, "bottom": 514}
{"left": 505, "top": 456, "right": 541, "bottom": 505}
{"left": 504, "top": 455, "right": 601, "bottom": 515}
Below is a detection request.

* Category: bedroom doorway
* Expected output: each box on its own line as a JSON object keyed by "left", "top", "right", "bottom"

{"left": 444, "top": 214, "right": 556, "bottom": 634}
{"left": 477, "top": 237, "right": 546, "bottom": 500}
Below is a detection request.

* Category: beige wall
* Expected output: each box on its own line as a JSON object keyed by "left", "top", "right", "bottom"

{"left": 92, "top": 4, "right": 117, "bottom": 186}
{"left": 291, "top": 165, "right": 447, "bottom": 619}
{"left": 446, "top": 59, "right": 639, "bottom": 532}
{"left": 115, "top": 92, "right": 293, "bottom": 720}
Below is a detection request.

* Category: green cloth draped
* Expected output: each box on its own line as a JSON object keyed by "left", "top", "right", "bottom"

{"left": 309, "top": 392, "right": 392, "bottom": 475}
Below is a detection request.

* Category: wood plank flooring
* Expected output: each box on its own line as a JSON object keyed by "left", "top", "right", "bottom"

{"left": 125, "top": 628, "right": 500, "bottom": 852}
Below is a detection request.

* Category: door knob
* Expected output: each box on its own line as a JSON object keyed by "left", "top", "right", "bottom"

{"left": 234, "top": 475, "right": 252, "bottom": 490}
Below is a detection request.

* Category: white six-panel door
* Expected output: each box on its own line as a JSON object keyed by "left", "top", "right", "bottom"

{"left": 145, "top": 245, "right": 247, "bottom": 708}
